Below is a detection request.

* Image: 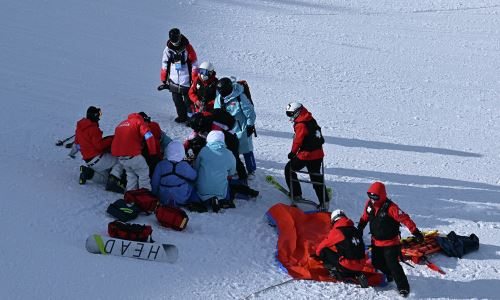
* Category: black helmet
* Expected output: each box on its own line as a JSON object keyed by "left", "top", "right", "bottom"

{"left": 86, "top": 106, "right": 101, "bottom": 122}
{"left": 169, "top": 28, "right": 181, "bottom": 45}
{"left": 217, "top": 77, "right": 233, "bottom": 98}
{"left": 138, "top": 111, "right": 151, "bottom": 123}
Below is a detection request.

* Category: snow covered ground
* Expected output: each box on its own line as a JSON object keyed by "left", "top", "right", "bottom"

{"left": 1, "top": 0, "right": 499, "bottom": 299}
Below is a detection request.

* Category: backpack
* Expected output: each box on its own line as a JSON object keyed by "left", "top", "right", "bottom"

{"left": 155, "top": 205, "right": 189, "bottom": 231}
{"left": 237, "top": 80, "right": 254, "bottom": 106}
{"left": 106, "top": 199, "right": 141, "bottom": 222}
{"left": 124, "top": 188, "right": 159, "bottom": 214}
{"left": 108, "top": 220, "right": 153, "bottom": 242}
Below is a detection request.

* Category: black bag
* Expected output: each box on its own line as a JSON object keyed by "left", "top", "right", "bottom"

{"left": 436, "top": 231, "right": 479, "bottom": 258}
{"left": 106, "top": 199, "right": 141, "bottom": 222}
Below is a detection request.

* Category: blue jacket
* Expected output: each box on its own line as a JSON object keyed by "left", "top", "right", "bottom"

{"left": 214, "top": 82, "right": 256, "bottom": 154}
{"left": 194, "top": 141, "right": 236, "bottom": 201}
{"left": 151, "top": 160, "right": 197, "bottom": 206}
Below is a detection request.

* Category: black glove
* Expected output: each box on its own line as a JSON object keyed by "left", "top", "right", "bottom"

{"left": 246, "top": 125, "right": 255, "bottom": 137}
{"left": 287, "top": 152, "right": 296, "bottom": 160}
{"left": 157, "top": 81, "right": 169, "bottom": 91}
{"left": 413, "top": 229, "right": 424, "bottom": 243}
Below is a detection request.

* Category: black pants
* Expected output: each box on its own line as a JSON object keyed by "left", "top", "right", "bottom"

{"left": 171, "top": 91, "right": 191, "bottom": 120}
{"left": 284, "top": 157, "right": 325, "bottom": 205}
{"left": 371, "top": 245, "right": 409, "bottom": 291}
{"left": 319, "top": 248, "right": 358, "bottom": 276}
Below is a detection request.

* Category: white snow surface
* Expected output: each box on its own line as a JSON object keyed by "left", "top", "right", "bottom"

{"left": 1, "top": 0, "right": 500, "bottom": 299}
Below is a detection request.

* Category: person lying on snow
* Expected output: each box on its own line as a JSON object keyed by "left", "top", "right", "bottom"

{"left": 315, "top": 209, "right": 369, "bottom": 288}
{"left": 151, "top": 141, "right": 200, "bottom": 208}
{"left": 74, "top": 106, "right": 124, "bottom": 193}
{"left": 357, "top": 181, "right": 424, "bottom": 298}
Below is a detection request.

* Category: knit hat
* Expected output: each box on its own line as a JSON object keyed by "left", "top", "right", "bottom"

{"left": 166, "top": 141, "right": 185, "bottom": 162}
{"left": 206, "top": 130, "right": 225, "bottom": 144}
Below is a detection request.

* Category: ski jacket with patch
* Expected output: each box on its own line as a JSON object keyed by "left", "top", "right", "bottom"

{"left": 316, "top": 217, "right": 368, "bottom": 272}
{"left": 160, "top": 35, "right": 198, "bottom": 87}
{"left": 74, "top": 118, "right": 112, "bottom": 161}
{"left": 111, "top": 113, "right": 158, "bottom": 157}
{"left": 358, "top": 182, "right": 418, "bottom": 247}
{"left": 291, "top": 107, "right": 324, "bottom": 161}
{"left": 151, "top": 160, "right": 197, "bottom": 206}
{"left": 214, "top": 82, "right": 256, "bottom": 154}
{"left": 189, "top": 74, "right": 218, "bottom": 112}
{"left": 194, "top": 141, "right": 236, "bottom": 201}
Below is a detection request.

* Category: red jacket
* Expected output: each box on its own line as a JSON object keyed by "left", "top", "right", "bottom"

{"left": 291, "top": 107, "right": 324, "bottom": 160}
{"left": 74, "top": 118, "right": 112, "bottom": 161}
{"left": 111, "top": 113, "right": 157, "bottom": 157}
{"left": 358, "top": 182, "right": 417, "bottom": 247}
{"left": 148, "top": 121, "right": 163, "bottom": 159}
{"left": 316, "top": 217, "right": 368, "bottom": 272}
{"left": 188, "top": 74, "right": 217, "bottom": 112}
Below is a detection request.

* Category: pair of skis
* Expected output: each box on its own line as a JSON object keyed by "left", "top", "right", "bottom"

{"left": 265, "top": 175, "right": 332, "bottom": 211}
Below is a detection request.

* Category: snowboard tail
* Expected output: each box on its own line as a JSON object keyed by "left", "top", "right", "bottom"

{"left": 86, "top": 234, "right": 178, "bottom": 263}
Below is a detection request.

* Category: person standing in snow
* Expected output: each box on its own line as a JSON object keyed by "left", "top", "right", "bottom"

{"left": 158, "top": 28, "right": 199, "bottom": 123}
{"left": 151, "top": 141, "right": 199, "bottom": 207}
{"left": 214, "top": 77, "right": 257, "bottom": 177}
{"left": 74, "top": 106, "right": 124, "bottom": 193}
{"left": 188, "top": 61, "right": 218, "bottom": 113}
{"left": 315, "top": 209, "right": 369, "bottom": 288}
{"left": 357, "top": 181, "right": 424, "bottom": 297}
{"left": 284, "top": 102, "right": 327, "bottom": 208}
{"left": 194, "top": 130, "right": 236, "bottom": 212}
{"left": 111, "top": 113, "right": 158, "bottom": 191}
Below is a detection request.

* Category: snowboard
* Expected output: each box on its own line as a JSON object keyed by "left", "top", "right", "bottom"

{"left": 265, "top": 175, "right": 331, "bottom": 211}
{"left": 85, "top": 234, "right": 178, "bottom": 263}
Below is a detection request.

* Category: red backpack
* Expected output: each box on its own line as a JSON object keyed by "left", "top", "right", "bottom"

{"left": 124, "top": 188, "right": 159, "bottom": 214}
{"left": 155, "top": 205, "right": 189, "bottom": 231}
{"left": 108, "top": 221, "right": 153, "bottom": 242}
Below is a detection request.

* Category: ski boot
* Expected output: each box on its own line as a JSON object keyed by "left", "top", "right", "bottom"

{"left": 105, "top": 174, "right": 125, "bottom": 194}
{"left": 355, "top": 273, "right": 369, "bottom": 288}
{"left": 399, "top": 288, "right": 409, "bottom": 297}
{"left": 79, "top": 165, "right": 95, "bottom": 184}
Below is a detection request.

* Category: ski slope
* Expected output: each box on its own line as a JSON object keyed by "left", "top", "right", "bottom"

{"left": 1, "top": 0, "right": 499, "bottom": 299}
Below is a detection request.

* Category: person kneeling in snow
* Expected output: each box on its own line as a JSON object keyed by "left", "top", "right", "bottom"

{"left": 151, "top": 141, "right": 199, "bottom": 208}
{"left": 194, "top": 130, "right": 236, "bottom": 212}
{"left": 357, "top": 181, "right": 424, "bottom": 297}
{"left": 75, "top": 106, "right": 124, "bottom": 193}
{"left": 315, "top": 209, "right": 369, "bottom": 288}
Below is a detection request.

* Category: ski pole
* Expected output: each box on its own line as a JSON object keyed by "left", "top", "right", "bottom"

{"left": 56, "top": 134, "right": 75, "bottom": 146}
{"left": 244, "top": 278, "right": 294, "bottom": 299}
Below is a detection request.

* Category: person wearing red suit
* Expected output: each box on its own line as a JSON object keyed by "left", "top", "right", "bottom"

{"left": 111, "top": 113, "right": 158, "bottom": 191}
{"left": 284, "top": 102, "right": 326, "bottom": 208}
{"left": 74, "top": 106, "right": 123, "bottom": 191}
{"left": 188, "top": 61, "right": 218, "bottom": 113}
{"left": 315, "top": 209, "right": 369, "bottom": 288}
{"left": 357, "top": 181, "right": 424, "bottom": 297}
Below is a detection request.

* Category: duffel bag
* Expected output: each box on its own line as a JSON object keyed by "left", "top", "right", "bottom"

{"left": 108, "top": 220, "right": 153, "bottom": 242}
{"left": 106, "top": 199, "right": 140, "bottom": 222}
{"left": 155, "top": 205, "right": 189, "bottom": 231}
{"left": 124, "top": 188, "right": 158, "bottom": 214}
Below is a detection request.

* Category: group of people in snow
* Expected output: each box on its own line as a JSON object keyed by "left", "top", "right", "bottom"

{"left": 73, "top": 27, "right": 423, "bottom": 297}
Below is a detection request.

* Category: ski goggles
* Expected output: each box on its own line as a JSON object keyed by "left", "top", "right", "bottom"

{"left": 198, "top": 68, "right": 211, "bottom": 76}
{"left": 367, "top": 192, "right": 380, "bottom": 201}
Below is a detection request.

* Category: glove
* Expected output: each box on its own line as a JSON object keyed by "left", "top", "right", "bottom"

{"left": 413, "top": 229, "right": 424, "bottom": 244}
{"left": 157, "top": 81, "right": 169, "bottom": 91}
{"left": 246, "top": 125, "right": 255, "bottom": 137}
{"left": 287, "top": 152, "right": 296, "bottom": 160}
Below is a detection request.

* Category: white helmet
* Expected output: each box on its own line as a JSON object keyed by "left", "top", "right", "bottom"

{"left": 198, "top": 61, "right": 215, "bottom": 81}
{"left": 330, "top": 209, "right": 346, "bottom": 224}
{"left": 286, "top": 102, "right": 303, "bottom": 121}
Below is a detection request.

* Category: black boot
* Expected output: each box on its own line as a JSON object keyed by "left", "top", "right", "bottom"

{"left": 399, "top": 288, "right": 409, "bottom": 297}
{"left": 79, "top": 166, "right": 95, "bottom": 184}
{"left": 105, "top": 174, "right": 125, "bottom": 193}
{"left": 210, "top": 197, "right": 220, "bottom": 213}
{"left": 355, "top": 273, "right": 369, "bottom": 288}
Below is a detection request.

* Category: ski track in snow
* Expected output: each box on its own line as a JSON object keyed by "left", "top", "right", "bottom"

{"left": 1, "top": 0, "right": 500, "bottom": 299}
